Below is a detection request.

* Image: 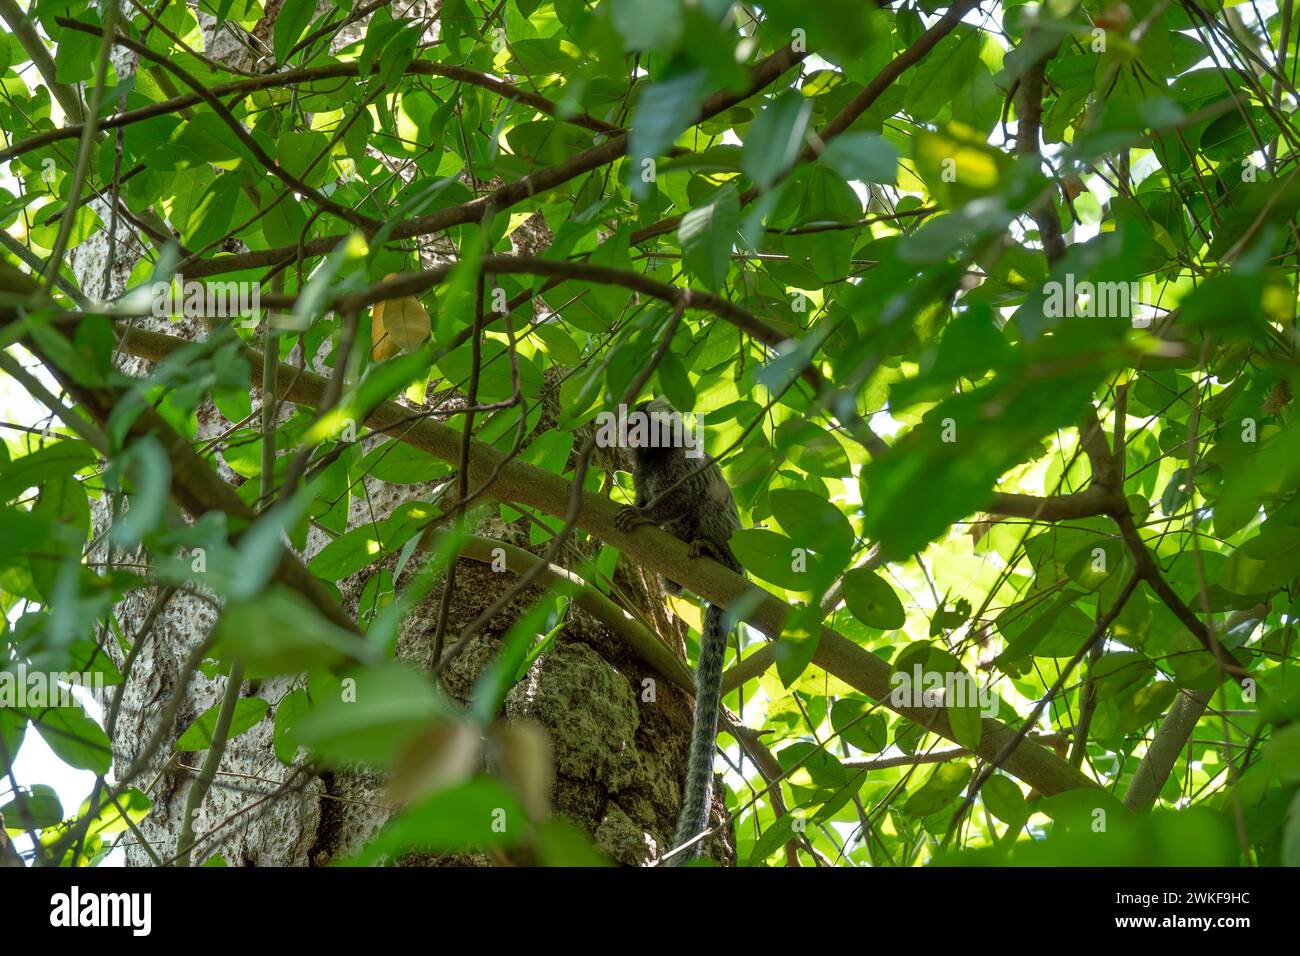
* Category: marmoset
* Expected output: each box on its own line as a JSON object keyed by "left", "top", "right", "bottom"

{"left": 613, "top": 399, "right": 742, "bottom": 865}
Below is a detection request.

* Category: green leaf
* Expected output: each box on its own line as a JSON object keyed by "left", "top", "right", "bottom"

{"left": 1264, "top": 721, "right": 1300, "bottom": 784}
{"left": 610, "top": 0, "right": 683, "bottom": 52}
{"left": 948, "top": 699, "right": 982, "bottom": 751}
{"left": 348, "top": 777, "right": 524, "bottom": 863}
{"left": 210, "top": 586, "right": 367, "bottom": 679}
{"left": 521, "top": 428, "right": 575, "bottom": 474}
{"left": 0, "top": 441, "right": 95, "bottom": 503}
{"left": 176, "top": 113, "right": 246, "bottom": 165}
{"left": 820, "top": 132, "right": 899, "bottom": 185}
{"left": 902, "top": 762, "right": 971, "bottom": 817}
{"left": 830, "top": 698, "right": 887, "bottom": 753}
{"left": 109, "top": 436, "right": 171, "bottom": 547}
{"left": 294, "top": 664, "right": 448, "bottom": 766}
{"left": 1, "top": 784, "right": 63, "bottom": 829}
{"left": 33, "top": 707, "right": 111, "bottom": 775}
{"left": 982, "top": 775, "right": 1028, "bottom": 826}
{"left": 358, "top": 11, "right": 410, "bottom": 76}
{"left": 536, "top": 818, "right": 614, "bottom": 866}
{"left": 177, "top": 697, "right": 269, "bottom": 751}
{"left": 532, "top": 324, "right": 582, "bottom": 366}
{"left": 54, "top": 29, "right": 98, "bottom": 84}
{"left": 742, "top": 92, "right": 811, "bottom": 191}
{"left": 678, "top": 185, "right": 738, "bottom": 291}
{"left": 1089, "top": 652, "right": 1154, "bottom": 700}
{"left": 0, "top": 709, "right": 27, "bottom": 776}
{"left": 773, "top": 608, "right": 820, "bottom": 686}
{"left": 311, "top": 523, "right": 401, "bottom": 581}
{"left": 656, "top": 351, "right": 696, "bottom": 413}
{"left": 357, "top": 439, "right": 449, "bottom": 484}
{"left": 470, "top": 599, "right": 557, "bottom": 723}
{"left": 182, "top": 173, "right": 241, "bottom": 250}
{"left": 277, "top": 130, "right": 331, "bottom": 186}
{"left": 261, "top": 192, "right": 310, "bottom": 247}
{"left": 1284, "top": 790, "right": 1300, "bottom": 867}
{"left": 1064, "top": 540, "right": 1126, "bottom": 591}
{"left": 438, "top": 340, "right": 543, "bottom": 402}
{"left": 747, "top": 814, "right": 798, "bottom": 865}
{"left": 1030, "top": 605, "right": 1096, "bottom": 659}
{"left": 29, "top": 474, "right": 90, "bottom": 600}
{"left": 774, "top": 420, "right": 851, "bottom": 478}
{"left": 904, "top": 30, "right": 981, "bottom": 122}
{"left": 842, "top": 568, "right": 905, "bottom": 630}
{"left": 757, "top": 0, "right": 882, "bottom": 64}
{"left": 728, "top": 528, "right": 813, "bottom": 591}
{"left": 1035, "top": 788, "right": 1128, "bottom": 827}
{"left": 75, "top": 786, "right": 150, "bottom": 840}
{"left": 273, "top": 0, "right": 315, "bottom": 63}
{"left": 628, "top": 70, "right": 707, "bottom": 196}
{"left": 1220, "top": 526, "right": 1300, "bottom": 594}
{"left": 769, "top": 488, "right": 855, "bottom": 570}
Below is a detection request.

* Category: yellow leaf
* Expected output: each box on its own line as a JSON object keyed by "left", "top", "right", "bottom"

{"left": 504, "top": 211, "right": 534, "bottom": 237}
{"left": 667, "top": 594, "right": 701, "bottom": 632}
{"left": 371, "top": 272, "right": 431, "bottom": 360}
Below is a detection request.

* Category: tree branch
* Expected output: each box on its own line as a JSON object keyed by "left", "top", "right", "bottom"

{"left": 1122, "top": 688, "right": 1212, "bottom": 812}
{"left": 175, "top": 659, "right": 246, "bottom": 867}
{"left": 985, "top": 486, "right": 1124, "bottom": 520}
{"left": 1014, "top": 50, "right": 1068, "bottom": 265}
{"left": 1114, "top": 510, "right": 1251, "bottom": 686}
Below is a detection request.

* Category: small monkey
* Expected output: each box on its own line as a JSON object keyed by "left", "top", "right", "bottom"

{"left": 614, "top": 399, "right": 742, "bottom": 864}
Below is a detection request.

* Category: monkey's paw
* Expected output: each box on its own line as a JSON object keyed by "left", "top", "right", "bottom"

{"left": 615, "top": 506, "right": 649, "bottom": 532}
{"left": 688, "top": 538, "right": 725, "bottom": 563}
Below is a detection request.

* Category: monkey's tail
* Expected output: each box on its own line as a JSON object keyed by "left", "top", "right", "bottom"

{"left": 667, "top": 601, "right": 727, "bottom": 865}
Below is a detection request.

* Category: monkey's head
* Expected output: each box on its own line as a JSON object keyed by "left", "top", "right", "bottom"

{"left": 620, "top": 398, "right": 698, "bottom": 461}
{"left": 623, "top": 398, "right": 675, "bottom": 447}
